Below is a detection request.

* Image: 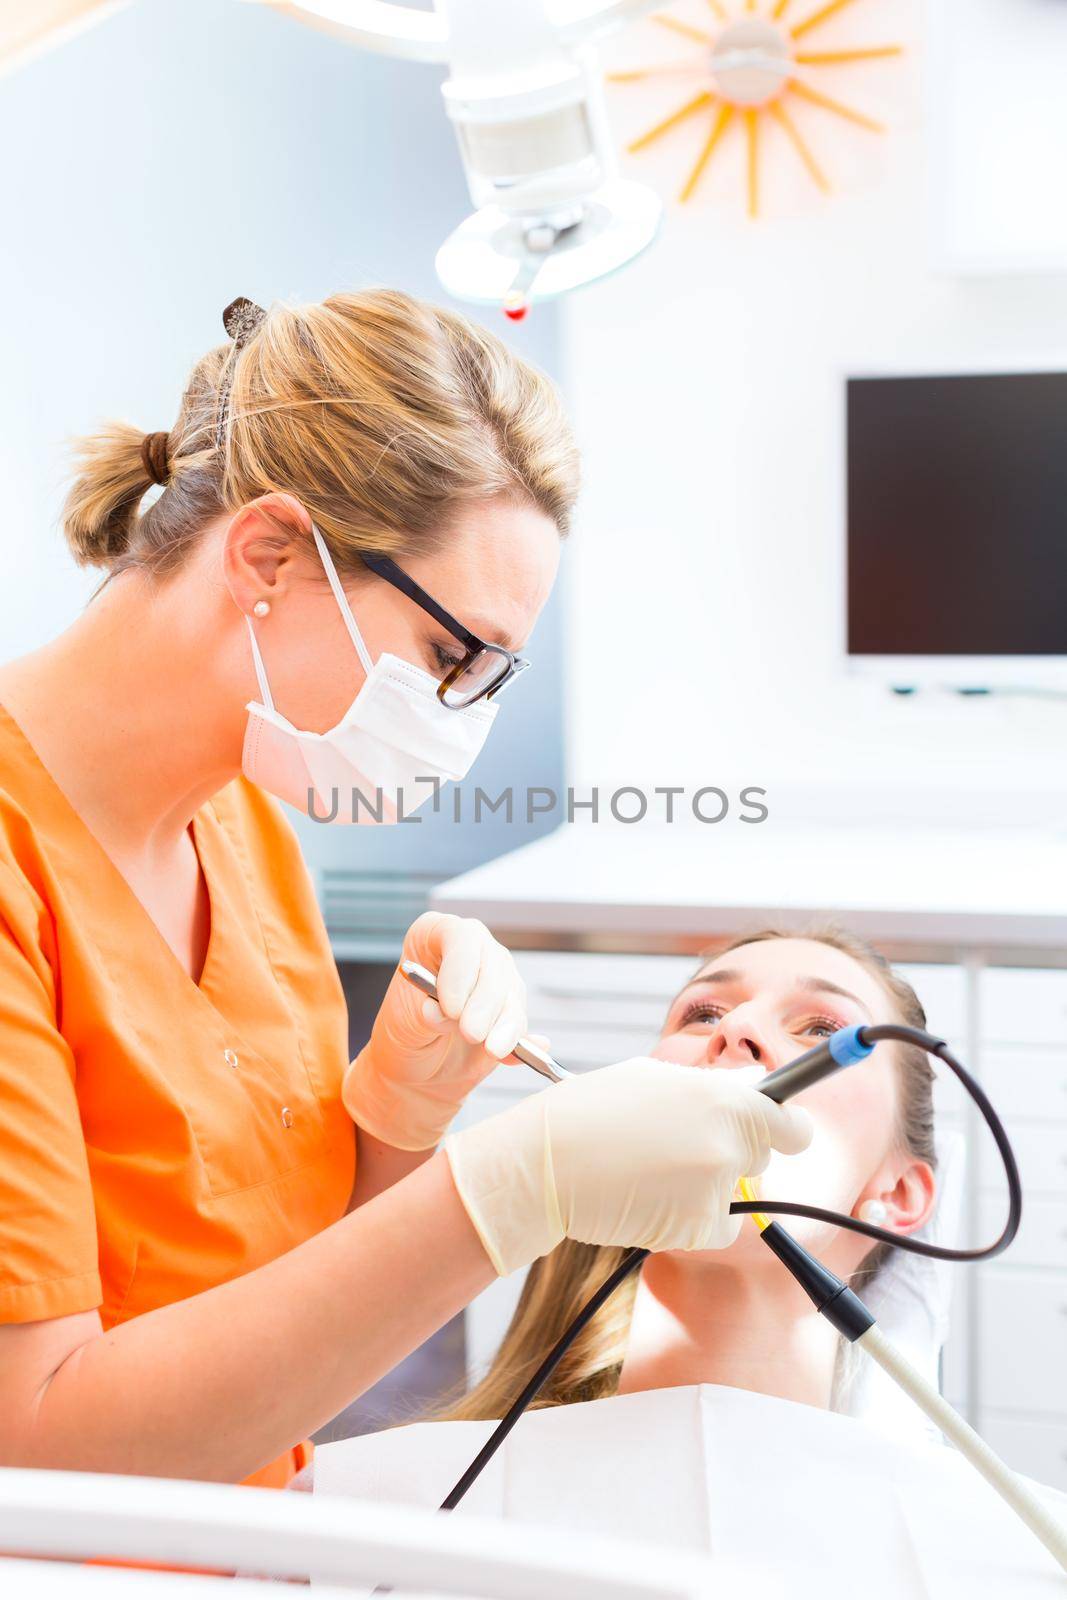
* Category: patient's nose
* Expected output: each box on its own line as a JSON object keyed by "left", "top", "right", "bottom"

{"left": 705, "top": 1015, "right": 767, "bottom": 1068}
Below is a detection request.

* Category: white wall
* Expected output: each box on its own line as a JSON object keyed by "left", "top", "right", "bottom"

{"left": 0, "top": 0, "right": 465, "bottom": 656}
{"left": 0, "top": 0, "right": 569, "bottom": 893}
{"left": 561, "top": 0, "right": 1067, "bottom": 820}
{"left": 932, "top": 0, "right": 1067, "bottom": 273}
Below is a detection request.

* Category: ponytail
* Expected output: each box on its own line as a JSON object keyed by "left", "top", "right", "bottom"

{"left": 62, "top": 422, "right": 159, "bottom": 568}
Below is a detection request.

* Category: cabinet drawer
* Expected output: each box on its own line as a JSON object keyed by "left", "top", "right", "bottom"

{"left": 543, "top": 1022, "right": 664, "bottom": 1072}
{"left": 977, "top": 1269, "right": 1067, "bottom": 1413}
{"left": 516, "top": 951, "right": 700, "bottom": 1069}
{"left": 979, "top": 1193, "right": 1067, "bottom": 1271}
{"left": 979, "top": 1046, "right": 1067, "bottom": 1123}
{"left": 979, "top": 1121, "right": 1067, "bottom": 1196}
{"left": 515, "top": 947, "right": 694, "bottom": 1011}
{"left": 981, "top": 1413, "right": 1067, "bottom": 1495}
{"left": 982, "top": 969, "right": 1067, "bottom": 1046}
{"left": 896, "top": 963, "right": 967, "bottom": 1047}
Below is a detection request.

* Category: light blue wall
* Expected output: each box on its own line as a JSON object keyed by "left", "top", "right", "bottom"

{"left": 0, "top": 0, "right": 567, "bottom": 945}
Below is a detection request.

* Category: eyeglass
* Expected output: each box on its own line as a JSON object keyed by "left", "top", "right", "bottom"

{"left": 360, "top": 553, "right": 531, "bottom": 709}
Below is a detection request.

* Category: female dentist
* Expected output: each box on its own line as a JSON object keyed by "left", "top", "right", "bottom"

{"left": 0, "top": 289, "right": 810, "bottom": 1489}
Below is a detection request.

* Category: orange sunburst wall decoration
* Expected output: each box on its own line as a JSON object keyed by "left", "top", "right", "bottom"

{"left": 609, "top": 0, "right": 904, "bottom": 217}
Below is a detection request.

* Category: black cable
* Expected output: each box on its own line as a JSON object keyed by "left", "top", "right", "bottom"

{"left": 439, "top": 1247, "right": 648, "bottom": 1511}
{"left": 438, "top": 1025, "right": 1022, "bottom": 1512}
{"left": 731, "top": 1027, "right": 1023, "bottom": 1263}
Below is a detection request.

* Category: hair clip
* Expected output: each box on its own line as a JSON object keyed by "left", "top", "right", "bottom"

{"left": 222, "top": 296, "right": 267, "bottom": 349}
{"left": 215, "top": 298, "right": 267, "bottom": 452}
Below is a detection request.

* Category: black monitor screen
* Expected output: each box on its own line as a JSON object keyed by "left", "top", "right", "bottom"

{"left": 847, "top": 373, "right": 1067, "bottom": 656}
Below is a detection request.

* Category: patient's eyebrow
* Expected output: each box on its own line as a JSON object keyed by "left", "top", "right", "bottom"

{"left": 682, "top": 968, "right": 740, "bottom": 989}
{"left": 795, "top": 976, "right": 871, "bottom": 1015}
{"left": 674, "top": 969, "right": 871, "bottom": 1015}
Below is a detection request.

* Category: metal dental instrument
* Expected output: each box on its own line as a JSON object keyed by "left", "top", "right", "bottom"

{"left": 399, "top": 959, "right": 571, "bottom": 1084}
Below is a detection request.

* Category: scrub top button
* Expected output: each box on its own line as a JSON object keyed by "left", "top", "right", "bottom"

{"left": 281, "top": 1107, "right": 294, "bottom": 1128}
{"left": 224, "top": 1049, "right": 239, "bottom": 1068}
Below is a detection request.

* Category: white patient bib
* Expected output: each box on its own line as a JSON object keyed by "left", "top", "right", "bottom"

{"left": 315, "top": 1384, "right": 1067, "bottom": 1599}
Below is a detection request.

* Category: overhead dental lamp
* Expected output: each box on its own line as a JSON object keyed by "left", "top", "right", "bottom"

{"left": 259, "top": 0, "right": 666, "bottom": 314}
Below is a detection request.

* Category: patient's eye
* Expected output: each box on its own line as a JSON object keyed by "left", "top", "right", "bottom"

{"left": 676, "top": 1000, "right": 727, "bottom": 1029}
{"left": 797, "top": 1015, "right": 842, "bottom": 1039}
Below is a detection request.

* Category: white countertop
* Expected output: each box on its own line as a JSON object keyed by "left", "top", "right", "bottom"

{"left": 431, "top": 820, "right": 1067, "bottom": 960}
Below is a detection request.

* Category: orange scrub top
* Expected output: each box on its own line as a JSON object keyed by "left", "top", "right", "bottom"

{"left": 0, "top": 705, "right": 356, "bottom": 1488}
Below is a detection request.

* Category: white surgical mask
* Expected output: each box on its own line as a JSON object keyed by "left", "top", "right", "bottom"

{"left": 242, "top": 525, "right": 498, "bottom": 824}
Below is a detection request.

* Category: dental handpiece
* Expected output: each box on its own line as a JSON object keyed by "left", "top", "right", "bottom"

{"left": 756, "top": 1024, "right": 875, "bottom": 1103}
{"left": 399, "top": 959, "right": 571, "bottom": 1084}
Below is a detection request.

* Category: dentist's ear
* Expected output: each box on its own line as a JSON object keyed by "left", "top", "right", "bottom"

{"left": 222, "top": 494, "right": 312, "bottom": 615}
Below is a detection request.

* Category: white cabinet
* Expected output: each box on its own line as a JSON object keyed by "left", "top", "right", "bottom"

{"left": 982, "top": 970, "right": 1067, "bottom": 1046}
{"left": 461, "top": 950, "right": 1067, "bottom": 1490}
{"left": 978, "top": 1121, "right": 1067, "bottom": 1196}
{"left": 970, "top": 967, "right": 1067, "bottom": 1490}
{"left": 895, "top": 963, "right": 967, "bottom": 1048}
{"left": 981, "top": 1414, "right": 1067, "bottom": 1496}
{"left": 978, "top": 1047, "right": 1067, "bottom": 1125}
{"left": 977, "top": 1269, "right": 1067, "bottom": 1414}
{"left": 978, "top": 1192, "right": 1067, "bottom": 1273}
{"left": 509, "top": 951, "right": 695, "bottom": 1071}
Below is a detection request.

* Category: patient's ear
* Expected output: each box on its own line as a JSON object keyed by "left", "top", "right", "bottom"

{"left": 869, "top": 1159, "right": 937, "bottom": 1237}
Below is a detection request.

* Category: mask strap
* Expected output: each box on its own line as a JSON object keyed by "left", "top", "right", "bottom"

{"left": 245, "top": 616, "right": 275, "bottom": 712}
{"left": 311, "top": 523, "right": 374, "bottom": 677}
{"left": 244, "top": 523, "right": 375, "bottom": 712}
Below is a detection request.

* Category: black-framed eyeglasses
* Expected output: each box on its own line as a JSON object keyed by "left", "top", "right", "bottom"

{"left": 360, "top": 554, "right": 531, "bottom": 709}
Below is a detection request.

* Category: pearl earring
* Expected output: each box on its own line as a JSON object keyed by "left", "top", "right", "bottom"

{"left": 252, "top": 600, "right": 270, "bottom": 618}
{"left": 858, "top": 1198, "right": 889, "bottom": 1226}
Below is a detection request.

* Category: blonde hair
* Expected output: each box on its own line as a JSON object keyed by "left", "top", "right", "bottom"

{"left": 442, "top": 924, "right": 937, "bottom": 1424}
{"left": 61, "top": 289, "right": 580, "bottom": 574}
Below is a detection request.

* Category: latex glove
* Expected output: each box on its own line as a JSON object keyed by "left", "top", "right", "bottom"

{"left": 342, "top": 912, "right": 529, "bottom": 1151}
{"left": 444, "top": 1057, "right": 813, "bottom": 1276}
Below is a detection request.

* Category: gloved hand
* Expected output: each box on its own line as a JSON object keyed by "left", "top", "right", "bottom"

{"left": 444, "top": 1057, "right": 813, "bottom": 1276}
{"left": 342, "top": 912, "right": 528, "bottom": 1151}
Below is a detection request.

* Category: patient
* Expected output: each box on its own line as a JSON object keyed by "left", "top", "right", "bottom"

{"left": 317, "top": 929, "right": 1067, "bottom": 1590}
{"left": 442, "top": 924, "right": 939, "bottom": 1423}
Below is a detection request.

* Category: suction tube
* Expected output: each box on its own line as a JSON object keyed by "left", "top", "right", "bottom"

{"left": 740, "top": 1201, "right": 1067, "bottom": 1573}
{"left": 755, "top": 1021, "right": 876, "bottom": 1103}
{"left": 857, "top": 1324, "right": 1067, "bottom": 1573}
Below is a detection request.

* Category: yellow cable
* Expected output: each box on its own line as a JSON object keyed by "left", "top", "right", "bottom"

{"left": 736, "top": 1174, "right": 771, "bottom": 1233}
